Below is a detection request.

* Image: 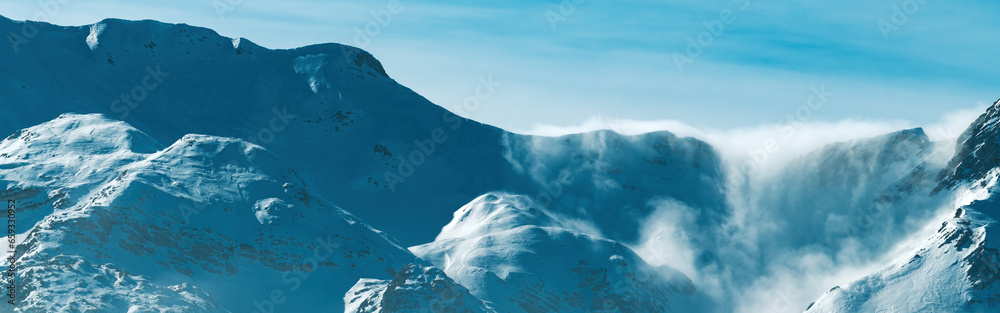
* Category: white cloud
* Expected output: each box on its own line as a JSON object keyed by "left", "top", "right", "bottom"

{"left": 514, "top": 105, "right": 982, "bottom": 173}
{"left": 531, "top": 106, "right": 984, "bottom": 312}
{"left": 633, "top": 198, "right": 702, "bottom": 280}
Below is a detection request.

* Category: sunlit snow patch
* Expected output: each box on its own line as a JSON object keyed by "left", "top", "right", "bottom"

{"left": 294, "top": 54, "right": 330, "bottom": 93}
{"left": 86, "top": 23, "right": 105, "bottom": 50}
{"left": 253, "top": 197, "right": 293, "bottom": 225}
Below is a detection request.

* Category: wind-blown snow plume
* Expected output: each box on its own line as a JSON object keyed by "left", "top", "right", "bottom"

{"left": 513, "top": 110, "right": 981, "bottom": 312}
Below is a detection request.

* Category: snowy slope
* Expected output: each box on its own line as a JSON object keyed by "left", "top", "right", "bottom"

{"left": 15, "top": 255, "right": 228, "bottom": 313}
{"left": 0, "top": 113, "right": 162, "bottom": 233}
{"left": 404, "top": 193, "right": 703, "bottom": 313}
{"left": 805, "top": 100, "right": 1000, "bottom": 313}
{"left": 345, "top": 264, "right": 495, "bottom": 313}
{"left": 804, "top": 171, "right": 1000, "bottom": 313}
{"left": 0, "top": 114, "right": 419, "bottom": 312}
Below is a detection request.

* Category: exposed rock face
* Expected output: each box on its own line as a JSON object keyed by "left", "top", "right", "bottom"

{"left": 806, "top": 100, "right": 1000, "bottom": 313}
{"left": 346, "top": 264, "right": 494, "bottom": 313}
{"left": 935, "top": 100, "right": 1000, "bottom": 194}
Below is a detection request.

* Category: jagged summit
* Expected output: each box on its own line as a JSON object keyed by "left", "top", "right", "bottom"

{"left": 891, "top": 126, "right": 927, "bottom": 139}
{"left": 934, "top": 99, "right": 1000, "bottom": 194}
{"left": 806, "top": 163, "right": 1000, "bottom": 313}
{"left": 346, "top": 263, "right": 495, "bottom": 313}
{"left": 803, "top": 101, "right": 1000, "bottom": 313}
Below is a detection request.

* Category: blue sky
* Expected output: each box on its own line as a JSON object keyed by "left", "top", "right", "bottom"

{"left": 4, "top": 0, "right": 998, "bottom": 134}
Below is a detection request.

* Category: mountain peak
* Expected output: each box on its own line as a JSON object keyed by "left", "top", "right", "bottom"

{"left": 3, "top": 112, "right": 161, "bottom": 157}
{"left": 934, "top": 102, "right": 1000, "bottom": 194}
{"left": 3, "top": 115, "right": 419, "bottom": 313}
{"left": 435, "top": 192, "right": 563, "bottom": 241}
{"left": 894, "top": 127, "right": 927, "bottom": 139}
{"left": 407, "top": 192, "right": 703, "bottom": 313}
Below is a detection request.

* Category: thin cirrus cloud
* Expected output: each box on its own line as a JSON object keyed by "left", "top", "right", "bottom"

{"left": 2, "top": 0, "right": 996, "bottom": 135}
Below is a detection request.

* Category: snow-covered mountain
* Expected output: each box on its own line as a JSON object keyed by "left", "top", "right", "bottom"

{"left": 738, "top": 126, "right": 945, "bottom": 264}
{"left": 804, "top": 100, "right": 1000, "bottom": 313}
{"left": 406, "top": 193, "right": 703, "bottom": 313}
{"left": 1, "top": 14, "right": 721, "bottom": 312}
{"left": 0, "top": 114, "right": 417, "bottom": 312}
{"left": 0, "top": 15, "right": 726, "bottom": 250}
{"left": 1, "top": 13, "right": 998, "bottom": 313}
{"left": 0, "top": 14, "right": 510, "bottom": 246}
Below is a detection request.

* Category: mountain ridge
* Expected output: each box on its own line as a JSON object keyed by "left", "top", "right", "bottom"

{"left": 1, "top": 12, "right": 731, "bottom": 248}
{"left": 2, "top": 13, "right": 998, "bottom": 313}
